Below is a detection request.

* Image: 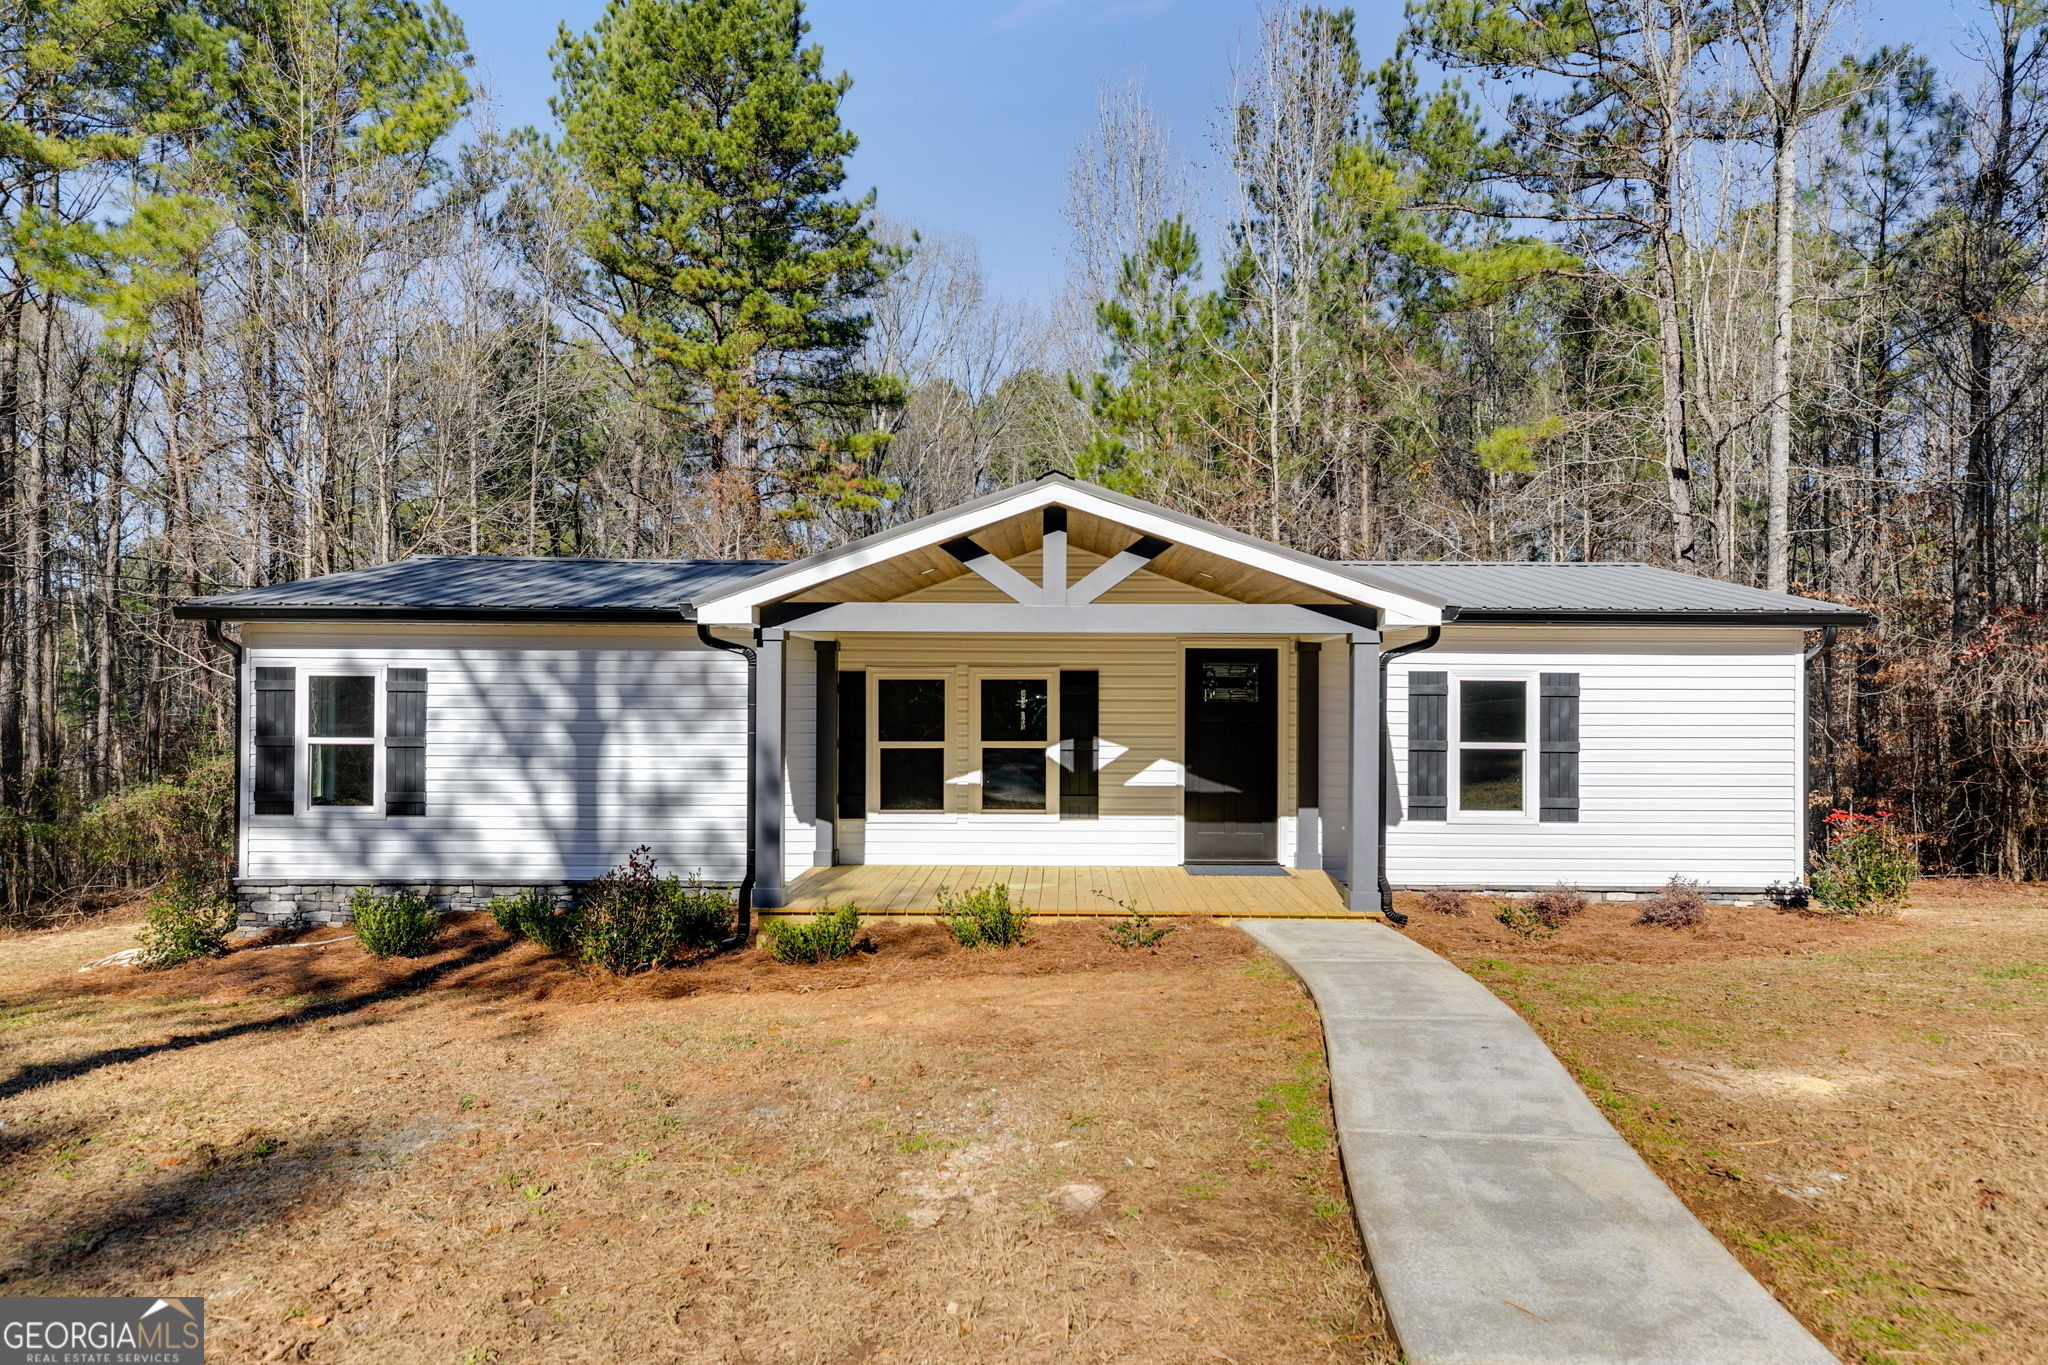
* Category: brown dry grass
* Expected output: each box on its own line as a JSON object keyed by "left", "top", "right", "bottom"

{"left": 0, "top": 912, "right": 1393, "bottom": 1364}
{"left": 1399, "top": 879, "right": 2048, "bottom": 1365}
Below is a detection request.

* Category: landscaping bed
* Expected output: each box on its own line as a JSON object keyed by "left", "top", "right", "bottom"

{"left": 0, "top": 913, "right": 1393, "bottom": 1363}
{"left": 1400, "top": 880, "right": 2047, "bottom": 1365}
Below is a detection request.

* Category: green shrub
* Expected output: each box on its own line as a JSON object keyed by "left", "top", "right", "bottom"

{"left": 935, "top": 882, "right": 1030, "bottom": 949}
{"left": 1098, "top": 892, "right": 1174, "bottom": 949}
{"left": 349, "top": 887, "right": 439, "bottom": 957}
{"left": 576, "top": 847, "right": 732, "bottom": 974}
{"left": 135, "top": 873, "right": 237, "bottom": 967}
{"left": 1636, "top": 876, "right": 1709, "bottom": 929}
{"left": 1494, "top": 900, "right": 1549, "bottom": 938}
{"left": 763, "top": 904, "right": 862, "bottom": 964}
{"left": 487, "top": 887, "right": 580, "bottom": 952}
{"left": 1809, "top": 810, "right": 1917, "bottom": 916}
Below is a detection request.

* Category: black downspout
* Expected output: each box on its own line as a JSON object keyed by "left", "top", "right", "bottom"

{"left": 1377, "top": 623, "right": 1447, "bottom": 928}
{"left": 696, "top": 622, "right": 756, "bottom": 947}
{"left": 205, "top": 620, "right": 244, "bottom": 890}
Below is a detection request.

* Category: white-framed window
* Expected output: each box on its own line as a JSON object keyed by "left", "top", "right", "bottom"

{"left": 872, "top": 675, "right": 947, "bottom": 812}
{"left": 302, "top": 670, "right": 383, "bottom": 813}
{"left": 1453, "top": 674, "right": 1532, "bottom": 818}
{"left": 973, "top": 673, "right": 1056, "bottom": 814}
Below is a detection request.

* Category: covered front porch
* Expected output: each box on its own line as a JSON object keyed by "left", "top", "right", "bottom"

{"left": 782, "top": 863, "right": 1359, "bottom": 918}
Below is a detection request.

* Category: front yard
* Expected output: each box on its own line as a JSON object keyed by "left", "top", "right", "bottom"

{"left": 0, "top": 913, "right": 1392, "bottom": 1364}
{"left": 1401, "top": 880, "right": 2048, "bottom": 1365}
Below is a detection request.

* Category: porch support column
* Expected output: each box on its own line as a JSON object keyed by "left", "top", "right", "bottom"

{"left": 754, "top": 628, "right": 788, "bottom": 909}
{"left": 1346, "top": 633, "right": 1383, "bottom": 914}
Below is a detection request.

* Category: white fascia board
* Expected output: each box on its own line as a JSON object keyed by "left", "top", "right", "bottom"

{"left": 692, "top": 482, "right": 1445, "bottom": 626}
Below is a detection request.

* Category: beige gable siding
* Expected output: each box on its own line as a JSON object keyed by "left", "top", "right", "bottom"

{"left": 895, "top": 546, "right": 1237, "bottom": 605}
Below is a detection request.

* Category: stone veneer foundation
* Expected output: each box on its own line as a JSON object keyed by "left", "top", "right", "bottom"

{"left": 232, "top": 879, "right": 579, "bottom": 932}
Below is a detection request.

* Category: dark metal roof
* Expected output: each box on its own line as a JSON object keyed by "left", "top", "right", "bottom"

{"left": 173, "top": 555, "right": 784, "bottom": 623}
{"left": 174, "top": 546, "right": 1870, "bottom": 628}
{"left": 1345, "top": 561, "right": 1871, "bottom": 626}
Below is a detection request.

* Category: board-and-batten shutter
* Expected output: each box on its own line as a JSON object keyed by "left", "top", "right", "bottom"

{"left": 1539, "top": 672, "right": 1580, "bottom": 823}
{"left": 1406, "top": 671, "right": 1448, "bottom": 820}
{"left": 252, "top": 666, "right": 296, "bottom": 815}
{"left": 386, "top": 668, "right": 428, "bottom": 816}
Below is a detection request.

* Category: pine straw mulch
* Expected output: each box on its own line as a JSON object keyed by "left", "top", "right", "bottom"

{"left": 1402, "top": 878, "right": 2047, "bottom": 1365}
{"left": 0, "top": 913, "right": 1394, "bottom": 1364}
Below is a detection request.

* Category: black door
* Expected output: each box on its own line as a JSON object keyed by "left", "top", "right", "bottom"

{"left": 1184, "top": 648, "right": 1279, "bottom": 863}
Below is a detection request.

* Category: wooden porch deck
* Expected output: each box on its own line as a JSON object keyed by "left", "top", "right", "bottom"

{"left": 779, "top": 864, "right": 1368, "bottom": 918}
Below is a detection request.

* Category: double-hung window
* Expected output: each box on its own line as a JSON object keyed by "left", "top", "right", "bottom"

{"left": 307, "top": 673, "right": 380, "bottom": 808}
{"left": 1455, "top": 677, "right": 1530, "bottom": 816}
{"left": 876, "top": 677, "right": 947, "bottom": 811}
{"left": 977, "top": 676, "right": 1052, "bottom": 812}
{"left": 251, "top": 664, "right": 427, "bottom": 818}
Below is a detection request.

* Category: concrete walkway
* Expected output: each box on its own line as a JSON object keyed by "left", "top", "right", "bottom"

{"left": 1241, "top": 919, "right": 1838, "bottom": 1365}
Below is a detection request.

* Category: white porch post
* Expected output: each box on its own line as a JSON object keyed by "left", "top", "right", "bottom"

{"left": 754, "top": 628, "right": 787, "bottom": 909}
{"left": 1346, "top": 633, "right": 1383, "bottom": 914}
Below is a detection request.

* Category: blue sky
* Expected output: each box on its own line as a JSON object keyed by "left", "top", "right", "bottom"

{"left": 449, "top": 0, "right": 1961, "bottom": 305}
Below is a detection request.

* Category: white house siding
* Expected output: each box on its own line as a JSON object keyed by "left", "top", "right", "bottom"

{"left": 821, "top": 632, "right": 1306, "bottom": 867}
{"left": 781, "top": 635, "right": 819, "bottom": 885}
{"left": 1384, "top": 626, "right": 1807, "bottom": 891}
{"left": 238, "top": 623, "right": 748, "bottom": 883}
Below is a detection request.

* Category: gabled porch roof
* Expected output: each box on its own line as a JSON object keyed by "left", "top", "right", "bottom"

{"left": 689, "top": 472, "right": 1449, "bottom": 628}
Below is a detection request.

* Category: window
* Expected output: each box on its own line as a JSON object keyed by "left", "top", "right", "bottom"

{"left": 979, "top": 677, "right": 1050, "bottom": 811}
{"left": 1456, "top": 678, "right": 1528, "bottom": 814}
{"left": 876, "top": 677, "right": 946, "bottom": 811}
{"left": 308, "top": 674, "right": 378, "bottom": 808}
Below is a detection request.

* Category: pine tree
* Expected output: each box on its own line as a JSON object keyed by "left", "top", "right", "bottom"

{"left": 551, "top": 0, "right": 900, "bottom": 554}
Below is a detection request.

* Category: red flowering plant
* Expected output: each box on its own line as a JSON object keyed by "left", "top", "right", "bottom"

{"left": 1809, "top": 809, "right": 1917, "bottom": 916}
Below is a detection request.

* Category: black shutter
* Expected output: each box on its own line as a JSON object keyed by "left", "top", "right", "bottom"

{"left": 1059, "top": 670, "right": 1099, "bottom": 819}
{"left": 252, "top": 667, "right": 296, "bottom": 815}
{"left": 1539, "top": 672, "right": 1580, "bottom": 823}
{"left": 816, "top": 643, "right": 839, "bottom": 824}
{"left": 386, "top": 668, "right": 428, "bottom": 816}
{"left": 1407, "top": 671, "right": 1448, "bottom": 821}
{"left": 1296, "top": 643, "right": 1320, "bottom": 809}
{"left": 836, "top": 671, "right": 866, "bottom": 820}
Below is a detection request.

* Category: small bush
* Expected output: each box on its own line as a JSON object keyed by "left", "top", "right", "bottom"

{"left": 1494, "top": 900, "right": 1549, "bottom": 938}
{"left": 1098, "top": 893, "right": 1175, "bottom": 949}
{"left": 1531, "top": 882, "right": 1590, "bottom": 930}
{"left": 487, "top": 887, "right": 580, "bottom": 952}
{"left": 936, "top": 882, "right": 1030, "bottom": 949}
{"left": 1422, "top": 889, "right": 1469, "bottom": 917}
{"left": 1636, "top": 876, "right": 1709, "bottom": 929}
{"left": 1764, "top": 880, "right": 1810, "bottom": 910}
{"left": 763, "top": 904, "right": 862, "bottom": 964}
{"left": 1809, "top": 810, "right": 1916, "bottom": 917}
{"left": 577, "top": 847, "right": 733, "bottom": 974}
{"left": 349, "top": 887, "right": 439, "bottom": 957}
{"left": 135, "top": 873, "right": 236, "bottom": 967}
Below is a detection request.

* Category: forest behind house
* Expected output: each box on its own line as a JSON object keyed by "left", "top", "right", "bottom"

{"left": 4, "top": 0, "right": 2047, "bottom": 921}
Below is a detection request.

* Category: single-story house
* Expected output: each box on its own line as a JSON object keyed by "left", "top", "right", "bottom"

{"left": 174, "top": 474, "right": 1871, "bottom": 931}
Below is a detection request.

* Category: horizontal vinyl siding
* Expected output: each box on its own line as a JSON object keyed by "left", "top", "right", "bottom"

{"left": 239, "top": 624, "right": 747, "bottom": 882}
{"left": 783, "top": 636, "right": 818, "bottom": 884}
{"left": 835, "top": 633, "right": 1184, "bottom": 865}
{"left": 1385, "top": 627, "right": 1806, "bottom": 890}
